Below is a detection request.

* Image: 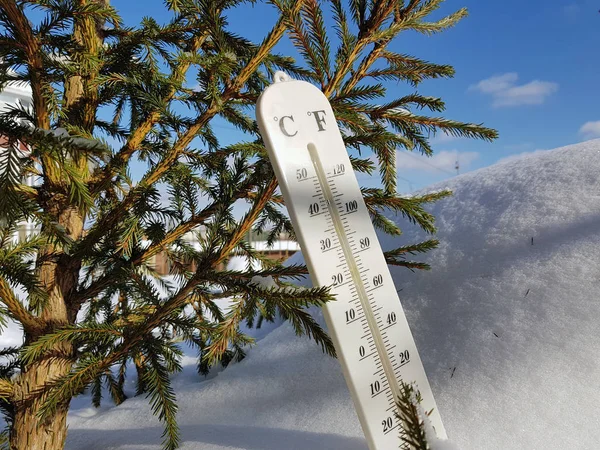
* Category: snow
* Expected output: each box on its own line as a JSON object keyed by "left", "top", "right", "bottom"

{"left": 4, "top": 138, "right": 600, "bottom": 449}
{"left": 65, "top": 139, "right": 600, "bottom": 449}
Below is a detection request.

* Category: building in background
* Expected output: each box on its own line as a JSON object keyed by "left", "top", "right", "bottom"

{"left": 0, "top": 78, "right": 32, "bottom": 112}
{"left": 0, "top": 78, "right": 35, "bottom": 243}
{"left": 149, "top": 229, "right": 300, "bottom": 275}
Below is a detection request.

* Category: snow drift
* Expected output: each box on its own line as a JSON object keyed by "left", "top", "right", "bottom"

{"left": 64, "top": 139, "right": 600, "bottom": 449}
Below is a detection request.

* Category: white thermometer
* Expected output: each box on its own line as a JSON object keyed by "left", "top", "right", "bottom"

{"left": 256, "top": 72, "right": 446, "bottom": 449}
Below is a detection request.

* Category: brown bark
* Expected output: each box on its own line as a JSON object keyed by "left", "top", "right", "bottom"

{"left": 62, "top": 0, "right": 108, "bottom": 132}
{"left": 10, "top": 204, "right": 81, "bottom": 450}
{"left": 8, "top": 2, "right": 106, "bottom": 448}
{"left": 10, "top": 357, "right": 72, "bottom": 450}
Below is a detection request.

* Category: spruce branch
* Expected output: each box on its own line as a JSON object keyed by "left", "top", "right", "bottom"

{"left": 405, "top": 6, "right": 468, "bottom": 35}
{"left": 384, "top": 239, "right": 440, "bottom": 270}
{"left": 363, "top": 188, "right": 452, "bottom": 234}
{"left": 0, "top": 379, "right": 12, "bottom": 402}
{"left": 35, "top": 355, "right": 107, "bottom": 422}
{"left": 73, "top": 168, "right": 274, "bottom": 307}
{"left": 80, "top": 18, "right": 288, "bottom": 255}
{"left": 396, "top": 381, "right": 432, "bottom": 450}
{"left": 21, "top": 324, "right": 123, "bottom": 366}
{"left": 73, "top": 195, "right": 245, "bottom": 305}
{"left": 263, "top": 285, "right": 336, "bottom": 356}
{"left": 379, "top": 109, "right": 498, "bottom": 144}
{"left": 90, "top": 375, "right": 102, "bottom": 409}
{"left": 227, "top": 0, "right": 307, "bottom": 94}
{"left": 106, "top": 368, "right": 127, "bottom": 405}
{"left": 92, "top": 31, "right": 210, "bottom": 193}
{"left": 142, "top": 339, "right": 182, "bottom": 450}
{"left": 322, "top": 1, "right": 398, "bottom": 97}
{"left": 212, "top": 176, "right": 279, "bottom": 267}
{"left": 367, "top": 52, "right": 455, "bottom": 86}
{"left": 0, "top": 277, "right": 42, "bottom": 335}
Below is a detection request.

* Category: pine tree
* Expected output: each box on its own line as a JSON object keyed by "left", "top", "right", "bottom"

{"left": 0, "top": 1, "right": 496, "bottom": 449}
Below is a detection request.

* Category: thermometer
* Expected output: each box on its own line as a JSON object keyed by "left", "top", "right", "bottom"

{"left": 256, "top": 72, "right": 446, "bottom": 449}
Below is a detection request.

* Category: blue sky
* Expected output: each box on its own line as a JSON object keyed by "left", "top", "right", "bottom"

{"left": 114, "top": 0, "right": 600, "bottom": 192}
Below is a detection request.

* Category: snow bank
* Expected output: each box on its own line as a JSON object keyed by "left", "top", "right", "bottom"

{"left": 63, "top": 138, "right": 600, "bottom": 449}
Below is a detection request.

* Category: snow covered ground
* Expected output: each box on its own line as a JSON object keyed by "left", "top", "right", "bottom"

{"left": 12, "top": 139, "right": 600, "bottom": 449}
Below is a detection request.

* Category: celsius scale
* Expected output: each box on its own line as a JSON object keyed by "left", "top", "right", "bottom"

{"left": 256, "top": 72, "right": 445, "bottom": 449}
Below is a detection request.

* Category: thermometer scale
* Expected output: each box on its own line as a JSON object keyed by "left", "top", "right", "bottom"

{"left": 256, "top": 72, "right": 446, "bottom": 449}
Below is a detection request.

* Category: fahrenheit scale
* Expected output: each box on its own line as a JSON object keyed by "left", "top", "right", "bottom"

{"left": 256, "top": 72, "right": 446, "bottom": 449}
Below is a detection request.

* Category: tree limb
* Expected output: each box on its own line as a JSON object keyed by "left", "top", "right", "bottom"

{"left": 0, "top": 377, "right": 13, "bottom": 401}
{"left": 71, "top": 180, "right": 258, "bottom": 306}
{"left": 79, "top": 5, "right": 302, "bottom": 254}
{"left": 0, "top": 1, "right": 49, "bottom": 130}
{"left": 91, "top": 31, "right": 210, "bottom": 193}
{"left": 0, "top": 277, "right": 43, "bottom": 335}
{"left": 67, "top": 175, "right": 278, "bottom": 378}
{"left": 225, "top": 0, "right": 306, "bottom": 95}
{"left": 213, "top": 177, "right": 278, "bottom": 267}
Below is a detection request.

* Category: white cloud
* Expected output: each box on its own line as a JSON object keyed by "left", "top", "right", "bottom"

{"left": 431, "top": 131, "right": 462, "bottom": 144}
{"left": 497, "top": 149, "right": 547, "bottom": 165}
{"left": 469, "top": 73, "right": 558, "bottom": 108}
{"left": 497, "top": 81, "right": 559, "bottom": 107}
{"left": 579, "top": 121, "right": 600, "bottom": 139}
{"left": 396, "top": 150, "right": 479, "bottom": 174}
{"left": 470, "top": 73, "right": 518, "bottom": 95}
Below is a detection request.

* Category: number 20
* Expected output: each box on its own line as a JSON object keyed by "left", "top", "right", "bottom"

{"left": 382, "top": 416, "right": 393, "bottom": 433}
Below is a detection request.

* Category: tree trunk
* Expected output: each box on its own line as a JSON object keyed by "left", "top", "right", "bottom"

{"left": 10, "top": 206, "right": 81, "bottom": 450}
{"left": 5, "top": 2, "right": 108, "bottom": 449}
{"left": 10, "top": 355, "right": 72, "bottom": 450}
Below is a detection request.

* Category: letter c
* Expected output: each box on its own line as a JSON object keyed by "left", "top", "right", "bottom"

{"left": 279, "top": 115, "right": 297, "bottom": 137}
